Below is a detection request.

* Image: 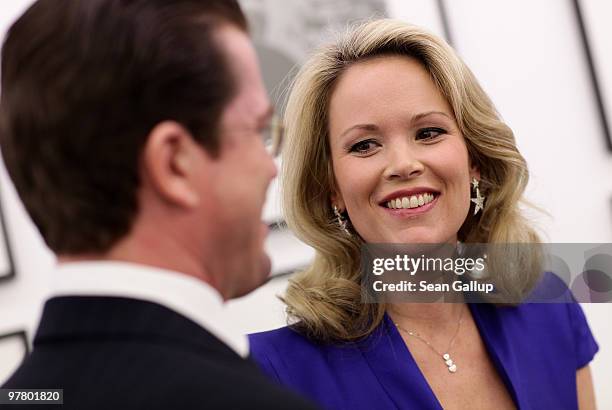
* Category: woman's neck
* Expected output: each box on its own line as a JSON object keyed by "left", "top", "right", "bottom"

{"left": 387, "top": 300, "right": 466, "bottom": 326}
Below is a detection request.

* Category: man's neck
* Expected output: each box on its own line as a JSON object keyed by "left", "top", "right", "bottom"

{"left": 58, "top": 237, "right": 222, "bottom": 298}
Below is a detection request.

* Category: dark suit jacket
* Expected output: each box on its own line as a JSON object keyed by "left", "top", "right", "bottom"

{"left": 3, "top": 296, "right": 318, "bottom": 409}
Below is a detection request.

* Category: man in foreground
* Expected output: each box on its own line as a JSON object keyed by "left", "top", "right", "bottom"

{"left": 0, "top": 0, "right": 316, "bottom": 408}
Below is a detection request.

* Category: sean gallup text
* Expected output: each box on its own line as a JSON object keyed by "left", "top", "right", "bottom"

{"left": 372, "top": 280, "right": 494, "bottom": 294}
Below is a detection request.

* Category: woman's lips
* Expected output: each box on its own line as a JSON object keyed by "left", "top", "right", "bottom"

{"left": 381, "top": 194, "right": 439, "bottom": 216}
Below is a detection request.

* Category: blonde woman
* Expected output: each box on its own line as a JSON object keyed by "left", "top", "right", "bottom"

{"left": 250, "top": 20, "right": 598, "bottom": 409}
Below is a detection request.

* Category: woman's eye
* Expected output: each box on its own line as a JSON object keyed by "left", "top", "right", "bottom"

{"left": 349, "top": 139, "right": 379, "bottom": 154}
{"left": 416, "top": 127, "right": 446, "bottom": 141}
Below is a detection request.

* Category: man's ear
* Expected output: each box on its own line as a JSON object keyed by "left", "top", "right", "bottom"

{"left": 141, "top": 121, "right": 203, "bottom": 208}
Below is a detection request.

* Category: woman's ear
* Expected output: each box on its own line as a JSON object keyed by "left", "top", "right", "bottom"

{"left": 141, "top": 121, "right": 201, "bottom": 208}
{"left": 469, "top": 160, "right": 481, "bottom": 182}
{"left": 330, "top": 189, "right": 346, "bottom": 212}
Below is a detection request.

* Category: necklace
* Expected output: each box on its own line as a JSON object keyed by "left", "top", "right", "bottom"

{"left": 393, "top": 307, "right": 465, "bottom": 374}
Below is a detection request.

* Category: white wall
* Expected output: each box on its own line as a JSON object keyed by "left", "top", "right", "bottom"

{"left": 1, "top": 0, "right": 611, "bottom": 406}
{"left": 440, "top": 1, "right": 612, "bottom": 406}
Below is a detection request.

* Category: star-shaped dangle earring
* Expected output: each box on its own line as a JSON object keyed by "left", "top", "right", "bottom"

{"left": 470, "top": 178, "right": 485, "bottom": 215}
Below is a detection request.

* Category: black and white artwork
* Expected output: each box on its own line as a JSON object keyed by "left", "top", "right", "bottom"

{"left": 241, "top": 0, "right": 387, "bottom": 115}
{"left": 0, "top": 330, "right": 28, "bottom": 385}
{"left": 572, "top": 0, "right": 612, "bottom": 151}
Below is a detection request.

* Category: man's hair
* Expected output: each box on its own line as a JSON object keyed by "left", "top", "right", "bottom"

{"left": 0, "top": 0, "right": 248, "bottom": 254}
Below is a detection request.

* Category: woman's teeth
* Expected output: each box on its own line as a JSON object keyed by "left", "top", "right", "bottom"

{"left": 386, "top": 193, "right": 435, "bottom": 209}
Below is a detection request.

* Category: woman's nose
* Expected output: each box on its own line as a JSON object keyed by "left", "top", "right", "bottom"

{"left": 383, "top": 146, "right": 425, "bottom": 180}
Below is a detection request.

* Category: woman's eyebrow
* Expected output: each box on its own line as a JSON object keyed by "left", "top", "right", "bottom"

{"left": 339, "top": 123, "right": 379, "bottom": 138}
{"left": 412, "top": 111, "right": 452, "bottom": 122}
{"left": 337, "top": 111, "right": 452, "bottom": 139}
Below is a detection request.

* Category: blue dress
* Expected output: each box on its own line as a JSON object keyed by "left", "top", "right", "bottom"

{"left": 249, "top": 282, "right": 598, "bottom": 409}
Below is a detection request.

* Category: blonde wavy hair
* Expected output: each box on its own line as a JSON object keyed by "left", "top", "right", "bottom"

{"left": 281, "top": 19, "right": 542, "bottom": 343}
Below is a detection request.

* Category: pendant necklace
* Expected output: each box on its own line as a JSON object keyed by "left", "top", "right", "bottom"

{"left": 394, "top": 306, "right": 465, "bottom": 374}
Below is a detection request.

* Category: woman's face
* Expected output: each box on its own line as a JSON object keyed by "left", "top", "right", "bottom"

{"left": 328, "top": 55, "right": 478, "bottom": 244}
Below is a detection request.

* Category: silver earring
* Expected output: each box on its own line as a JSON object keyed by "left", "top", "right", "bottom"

{"left": 333, "top": 205, "right": 351, "bottom": 236}
{"left": 470, "top": 178, "right": 485, "bottom": 215}
{"left": 456, "top": 240, "right": 465, "bottom": 257}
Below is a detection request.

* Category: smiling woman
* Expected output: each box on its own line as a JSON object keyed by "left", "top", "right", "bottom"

{"left": 280, "top": 19, "right": 541, "bottom": 335}
{"left": 249, "top": 19, "right": 598, "bottom": 410}
{"left": 328, "top": 55, "right": 475, "bottom": 246}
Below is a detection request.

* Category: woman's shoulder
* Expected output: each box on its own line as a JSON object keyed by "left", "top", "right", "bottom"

{"left": 249, "top": 325, "right": 398, "bottom": 409}
{"left": 484, "top": 272, "right": 587, "bottom": 325}
{"left": 476, "top": 272, "right": 599, "bottom": 369}
{"left": 249, "top": 325, "right": 364, "bottom": 392}
{"left": 249, "top": 325, "right": 355, "bottom": 365}
{"left": 522, "top": 270, "right": 576, "bottom": 303}
{"left": 249, "top": 324, "right": 377, "bottom": 374}
{"left": 249, "top": 325, "right": 321, "bottom": 358}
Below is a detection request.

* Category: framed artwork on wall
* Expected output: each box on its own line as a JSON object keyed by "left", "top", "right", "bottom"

{"left": 240, "top": 0, "right": 388, "bottom": 114}
{"left": 572, "top": 0, "right": 612, "bottom": 151}
{"left": 0, "top": 192, "right": 16, "bottom": 283}
{"left": 0, "top": 330, "right": 28, "bottom": 385}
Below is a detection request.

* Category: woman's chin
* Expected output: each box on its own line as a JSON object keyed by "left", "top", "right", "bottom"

{"left": 381, "top": 229, "right": 446, "bottom": 245}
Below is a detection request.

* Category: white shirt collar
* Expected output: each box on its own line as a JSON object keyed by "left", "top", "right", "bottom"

{"left": 50, "top": 261, "right": 248, "bottom": 358}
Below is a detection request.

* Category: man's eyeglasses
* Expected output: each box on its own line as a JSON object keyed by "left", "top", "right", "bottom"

{"left": 263, "top": 115, "right": 284, "bottom": 158}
